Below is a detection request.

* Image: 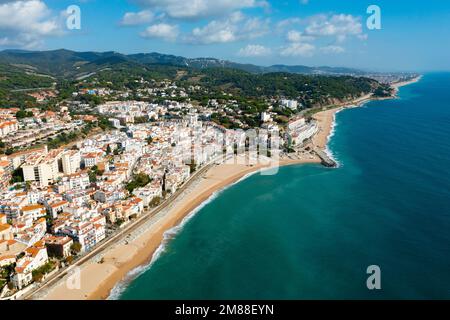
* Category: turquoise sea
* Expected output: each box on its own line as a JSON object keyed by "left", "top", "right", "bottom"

{"left": 116, "top": 73, "right": 450, "bottom": 299}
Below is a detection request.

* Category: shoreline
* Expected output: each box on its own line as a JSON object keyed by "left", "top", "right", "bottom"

{"left": 34, "top": 75, "right": 421, "bottom": 301}
{"left": 391, "top": 75, "right": 423, "bottom": 94}
{"left": 311, "top": 75, "right": 422, "bottom": 153}
{"left": 99, "top": 158, "right": 319, "bottom": 301}
{"left": 35, "top": 156, "right": 320, "bottom": 300}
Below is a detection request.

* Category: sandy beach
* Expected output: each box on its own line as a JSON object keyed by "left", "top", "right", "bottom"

{"left": 312, "top": 108, "right": 339, "bottom": 150}
{"left": 30, "top": 76, "right": 420, "bottom": 301}
{"left": 310, "top": 93, "right": 372, "bottom": 150}
{"left": 391, "top": 76, "right": 423, "bottom": 95}
{"left": 33, "top": 154, "right": 320, "bottom": 300}
{"left": 311, "top": 75, "right": 422, "bottom": 150}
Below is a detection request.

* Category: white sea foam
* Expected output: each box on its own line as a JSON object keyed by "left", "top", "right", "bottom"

{"left": 107, "top": 169, "right": 259, "bottom": 300}
{"left": 324, "top": 109, "right": 342, "bottom": 168}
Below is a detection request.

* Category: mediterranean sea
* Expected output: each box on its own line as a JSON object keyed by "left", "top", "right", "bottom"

{"left": 117, "top": 73, "right": 450, "bottom": 299}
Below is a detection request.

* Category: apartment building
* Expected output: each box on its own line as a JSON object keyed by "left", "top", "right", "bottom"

{"left": 61, "top": 150, "right": 81, "bottom": 175}
{"left": 82, "top": 152, "right": 103, "bottom": 168}
{"left": 0, "top": 120, "right": 19, "bottom": 137}
{"left": 45, "top": 235, "right": 73, "bottom": 258}
{"left": 12, "top": 245, "right": 49, "bottom": 289}
{"left": 8, "top": 146, "right": 48, "bottom": 170}
{"left": 22, "top": 153, "right": 60, "bottom": 187}
{"left": 0, "top": 159, "right": 13, "bottom": 190}
{"left": 0, "top": 213, "right": 12, "bottom": 241}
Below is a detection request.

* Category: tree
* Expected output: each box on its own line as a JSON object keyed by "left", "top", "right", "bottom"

{"left": 88, "top": 165, "right": 102, "bottom": 183}
{"left": 10, "top": 168, "right": 24, "bottom": 184}
{"left": 126, "top": 173, "right": 151, "bottom": 193}
{"left": 15, "top": 110, "right": 29, "bottom": 119}
{"left": 65, "top": 255, "right": 74, "bottom": 265}
{"left": 88, "top": 170, "right": 97, "bottom": 183}
{"left": 149, "top": 196, "right": 161, "bottom": 207}
{"left": 189, "top": 161, "right": 197, "bottom": 174}
{"left": 70, "top": 242, "right": 82, "bottom": 255}
{"left": 115, "top": 219, "right": 125, "bottom": 227}
{"left": 32, "top": 261, "right": 55, "bottom": 282}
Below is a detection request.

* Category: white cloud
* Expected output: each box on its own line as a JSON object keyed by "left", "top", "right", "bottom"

{"left": 132, "top": 0, "right": 267, "bottom": 19}
{"left": 279, "top": 14, "right": 365, "bottom": 43}
{"left": 304, "top": 14, "right": 364, "bottom": 40}
{"left": 320, "top": 45, "right": 345, "bottom": 54}
{"left": 120, "top": 10, "right": 154, "bottom": 26}
{"left": 127, "top": 0, "right": 271, "bottom": 46}
{"left": 141, "top": 23, "right": 179, "bottom": 41}
{"left": 191, "top": 24, "right": 235, "bottom": 44}
{"left": 0, "top": 0, "right": 62, "bottom": 48}
{"left": 185, "top": 12, "right": 269, "bottom": 44}
{"left": 280, "top": 42, "right": 315, "bottom": 57}
{"left": 279, "top": 13, "right": 366, "bottom": 57}
{"left": 276, "top": 17, "right": 303, "bottom": 30}
{"left": 286, "top": 30, "right": 314, "bottom": 43}
{"left": 357, "top": 33, "right": 368, "bottom": 40}
{"left": 238, "top": 44, "right": 271, "bottom": 57}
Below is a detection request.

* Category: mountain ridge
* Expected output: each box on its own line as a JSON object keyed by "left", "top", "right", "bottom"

{"left": 0, "top": 49, "right": 371, "bottom": 78}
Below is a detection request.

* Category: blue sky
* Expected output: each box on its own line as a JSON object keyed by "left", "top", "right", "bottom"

{"left": 1, "top": 0, "right": 449, "bottom": 71}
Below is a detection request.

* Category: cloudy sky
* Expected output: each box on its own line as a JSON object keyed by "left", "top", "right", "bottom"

{"left": 0, "top": 0, "right": 449, "bottom": 71}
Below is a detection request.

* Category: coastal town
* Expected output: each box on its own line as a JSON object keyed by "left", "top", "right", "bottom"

{"left": 0, "top": 0, "right": 448, "bottom": 310}
{"left": 0, "top": 44, "right": 421, "bottom": 300}
{"left": 0, "top": 77, "right": 333, "bottom": 300}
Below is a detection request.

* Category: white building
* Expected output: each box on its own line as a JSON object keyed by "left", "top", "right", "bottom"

{"left": 13, "top": 246, "right": 49, "bottom": 289}
{"left": 288, "top": 117, "right": 306, "bottom": 131}
{"left": 281, "top": 99, "right": 298, "bottom": 110}
{"left": 58, "top": 172, "right": 90, "bottom": 192}
{"left": 22, "top": 151, "right": 63, "bottom": 187}
{"left": 82, "top": 152, "right": 103, "bottom": 168}
{"left": 0, "top": 120, "right": 19, "bottom": 137}
{"left": 289, "top": 122, "right": 318, "bottom": 146}
{"left": 133, "top": 183, "right": 162, "bottom": 207}
{"left": 109, "top": 118, "right": 121, "bottom": 129}
{"left": 261, "top": 112, "right": 271, "bottom": 123}
{"left": 61, "top": 150, "right": 81, "bottom": 175}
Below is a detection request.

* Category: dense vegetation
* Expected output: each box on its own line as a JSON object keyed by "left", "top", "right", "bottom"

{"left": 87, "top": 63, "right": 180, "bottom": 89}
{"left": 126, "top": 173, "right": 151, "bottom": 193}
{"left": 67, "top": 65, "right": 379, "bottom": 110}
{"left": 196, "top": 68, "right": 378, "bottom": 107}
{"left": 0, "top": 64, "right": 53, "bottom": 90}
{"left": 373, "top": 84, "right": 394, "bottom": 97}
{"left": 32, "top": 261, "right": 56, "bottom": 282}
{"left": 0, "top": 49, "right": 368, "bottom": 78}
{"left": 0, "top": 64, "right": 54, "bottom": 107}
{"left": 0, "top": 49, "right": 384, "bottom": 115}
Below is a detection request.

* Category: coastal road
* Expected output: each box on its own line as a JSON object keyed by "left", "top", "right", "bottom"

{"left": 22, "top": 160, "right": 219, "bottom": 300}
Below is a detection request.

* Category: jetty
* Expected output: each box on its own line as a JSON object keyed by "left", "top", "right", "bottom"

{"left": 315, "top": 149, "right": 337, "bottom": 167}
